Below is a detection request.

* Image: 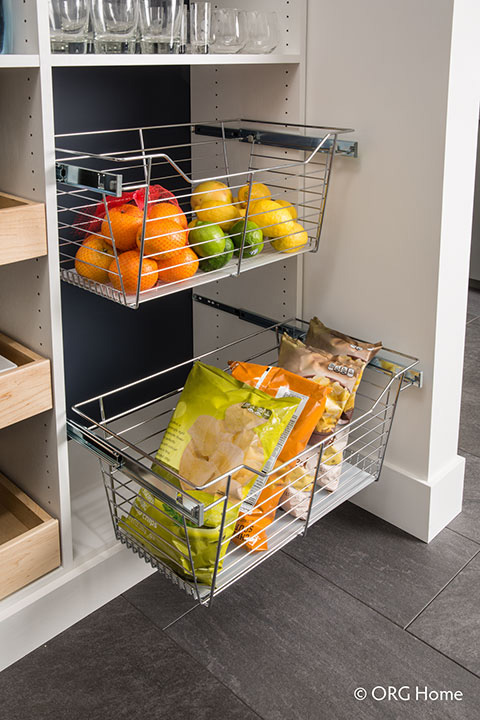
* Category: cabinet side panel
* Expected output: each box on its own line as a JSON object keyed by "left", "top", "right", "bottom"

{"left": 191, "top": 61, "right": 305, "bottom": 355}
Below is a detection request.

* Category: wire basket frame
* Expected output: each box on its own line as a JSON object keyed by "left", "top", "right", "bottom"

{"left": 55, "top": 119, "right": 353, "bottom": 309}
{"left": 68, "top": 313, "right": 418, "bottom": 606}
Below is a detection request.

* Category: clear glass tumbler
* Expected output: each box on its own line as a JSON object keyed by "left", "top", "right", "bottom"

{"left": 92, "top": 0, "right": 139, "bottom": 54}
{"left": 49, "top": 0, "right": 90, "bottom": 54}
{"left": 189, "top": 2, "right": 211, "bottom": 55}
{"left": 211, "top": 8, "right": 244, "bottom": 54}
{"left": 178, "top": 3, "right": 188, "bottom": 53}
{"left": 139, "top": 0, "right": 184, "bottom": 54}
{"left": 240, "top": 10, "right": 279, "bottom": 54}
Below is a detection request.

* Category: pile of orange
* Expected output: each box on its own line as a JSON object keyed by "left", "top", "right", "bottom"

{"left": 74, "top": 200, "right": 198, "bottom": 293}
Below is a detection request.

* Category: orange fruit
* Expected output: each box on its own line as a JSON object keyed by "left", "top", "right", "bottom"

{"left": 108, "top": 251, "right": 158, "bottom": 294}
{"left": 101, "top": 204, "right": 144, "bottom": 251}
{"left": 156, "top": 247, "right": 199, "bottom": 283}
{"left": 148, "top": 201, "right": 188, "bottom": 229}
{"left": 137, "top": 217, "right": 187, "bottom": 261}
{"left": 75, "top": 235, "right": 114, "bottom": 283}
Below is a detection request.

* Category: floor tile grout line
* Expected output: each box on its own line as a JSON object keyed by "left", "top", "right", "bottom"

{"left": 163, "top": 629, "right": 265, "bottom": 720}
{"left": 446, "top": 526, "right": 480, "bottom": 546}
{"left": 406, "top": 628, "right": 480, "bottom": 681}
{"left": 162, "top": 604, "right": 199, "bottom": 631}
{"left": 404, "top": 547, "right": 480, "bottom": 631}
{"left": 466, "top": 314, "right": 480, "bottom": 325}
{"left": 121, "top": 593, "right": 264, "bottom": 719}
{"left": 120, "top": 590, "right": 200, "bottom": 633}
{"left": 282, "top": 550, "right": 406, "bottom": 631}
{"left": 284, "top": 550, "right": 480, "bottom": 681}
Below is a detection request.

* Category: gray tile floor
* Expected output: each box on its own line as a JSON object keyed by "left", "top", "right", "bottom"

{"left": 1, "top": 289, "right": 480, "bottom": 720}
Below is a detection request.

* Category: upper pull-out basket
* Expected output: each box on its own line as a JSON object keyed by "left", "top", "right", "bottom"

{"left": 55, "top": 119, "right": 355, "bottom": 309}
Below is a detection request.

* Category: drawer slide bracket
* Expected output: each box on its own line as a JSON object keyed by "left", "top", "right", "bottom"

{"left": 56, "top": 163, "right": 123, "bottom": 197}
{"left": 67, "top": 420, "right": 123, "bottom": 468}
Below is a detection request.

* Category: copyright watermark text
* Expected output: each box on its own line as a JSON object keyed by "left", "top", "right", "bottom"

{"left": 354, "top": 686, "right": 463, "bottom": 702}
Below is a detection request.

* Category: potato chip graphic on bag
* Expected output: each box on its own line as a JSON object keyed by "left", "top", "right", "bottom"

{"left": 120, "top": 362, "right": 301, "bottom": 587}
{"left": 154, "top": 361, "right": 300, "bottom": 506}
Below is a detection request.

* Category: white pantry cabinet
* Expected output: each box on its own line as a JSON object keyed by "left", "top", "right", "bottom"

{"left": 0, "top": 0, "right": 478, "bottom": 670}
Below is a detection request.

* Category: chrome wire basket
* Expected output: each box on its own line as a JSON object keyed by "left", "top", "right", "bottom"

{"left": 55, "top": 119, "right": 354, "bottom": 309}
{"left": 67, "top": 299, "right": 420, "bottom": 606}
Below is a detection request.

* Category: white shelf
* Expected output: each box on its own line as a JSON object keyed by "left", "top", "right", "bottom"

{"left": 0, "top": 55, "right": 40, "bottom": 68}
{"left": 50, "top": 52, "right": 301, "bottom": 68}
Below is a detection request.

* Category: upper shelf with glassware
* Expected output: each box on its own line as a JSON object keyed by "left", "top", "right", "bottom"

{"left": 49, "top": 0, "right": 299, "bottom": 66}
{"left": 48, "top": 1, "right": 299, "bottom": 66}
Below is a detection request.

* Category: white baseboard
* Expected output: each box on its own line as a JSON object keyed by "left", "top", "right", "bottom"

{"left": 0, "top": 544, "right": 154, "bottom": 672}
{"left": 350, "top": 455, "right": 466, "bottom": 542}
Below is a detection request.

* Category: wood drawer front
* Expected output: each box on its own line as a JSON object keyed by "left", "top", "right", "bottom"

{"left": 0, "top": 192, "right": 47, "bottom": 266}
{"left": 0, "top": 333, "right": 52, "bottom": 430}
{"left": 0, "top": 473, "right": 60, "bottom": 600}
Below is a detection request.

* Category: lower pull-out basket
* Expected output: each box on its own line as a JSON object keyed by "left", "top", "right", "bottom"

{"left": 68, "top": 301, "right": 420, "bottom": 606}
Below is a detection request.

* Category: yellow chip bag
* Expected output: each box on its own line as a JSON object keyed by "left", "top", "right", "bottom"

{"left": 154, "top": 361, "right": 301, "bottom": 504}
{"left": 120, "top": 361, "right": 301, "bottom": 585}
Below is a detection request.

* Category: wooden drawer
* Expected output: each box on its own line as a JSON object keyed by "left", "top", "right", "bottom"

{"left": 0, "top": 191, "right": 47, "bottom": 266}
{"left": 0, "top": 472, "right": 60, "bottom": 600}
{"left": 0, "top": 332, "right": 52, "bottom": 430}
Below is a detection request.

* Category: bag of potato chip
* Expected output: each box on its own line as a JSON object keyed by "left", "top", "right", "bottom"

{"left": 232, "top": 478, "right": 285, "bottom": 552}
{"left": 229, "top": 361, "right": 331, "bottom": 551}
{"left": 277, "top": 463, "right": 316, "bottom": 520}
{"left": 119, "top": 487, "right": 238, "bottom": 585}
{"left": 278, "top": 334, "right": 362, "bottom": 435}
{"left": 306, "top": 317, "right": 382, "bottom": 364}
{"left": 121, "top": 361, "right": 301, "bottom": 586}
{"left": 306, "top": 318, "right": 382, "bottom": 422}
{"left": 229, "top": 362, "right": 331, "bottom": 463}
{"left": 154, "top": 361, "right": 301, "bottom": 504}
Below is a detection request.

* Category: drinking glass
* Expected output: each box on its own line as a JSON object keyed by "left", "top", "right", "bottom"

{"left": 211, "top": 8, "right": 243, "bottom": 54}
{"left": 49, "top": 0, "right": 90, "bottom": 54}
{"left": 240, "top": 10, "right": 279, "bottom": 54}
{"left": 179, "top": 3, "right": 188, "bottom": 53}
{"left": 92, "top": 0, "right": 139, "bottom": 54}
{"left": 139, "top": 0, "right": 184, "bottom": 54}
{"left": 189, "top": 2, "right": 211, "bottom": 55}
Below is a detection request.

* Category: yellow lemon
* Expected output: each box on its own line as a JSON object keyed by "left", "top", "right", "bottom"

{"left": 271, "top": 222, "right": 309, "bottom": 253}
{"left": 249, "top": 199, "right": 296, "bottom": 238}
{"left": 237, "top": 182, "right": 271, "bottom": 206}
{"left": 196, "top": 201, "right": 239, "bottom": 230}
{"left": 191, "top": 181, "right": 232, "bottom": 211}
{"left": 276, "top": 198, "right": 298, "bottom": 220}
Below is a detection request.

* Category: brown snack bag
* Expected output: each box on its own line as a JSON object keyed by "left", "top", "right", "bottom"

{"left": 306, "top": 317, "right": 382, "bottom": 364}
{"left": 278, "top": 334, "right": 362, "bottom": 435}
{"left": 306, "top": 318, "right": 382, "bottom": 422}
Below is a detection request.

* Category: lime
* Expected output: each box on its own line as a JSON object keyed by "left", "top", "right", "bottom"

{"left": 189, "top": 221, "right": 225, "bottom": 258}
{"left": 200, "top": 237, "right": 234, "bottom": 272}
{"left": 230, "top": 220, "right": 264, "bottom": 258}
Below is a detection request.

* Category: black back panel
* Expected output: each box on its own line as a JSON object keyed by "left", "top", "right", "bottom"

{"left": 53, "top": 66, "right": 193, "bottom": 417}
